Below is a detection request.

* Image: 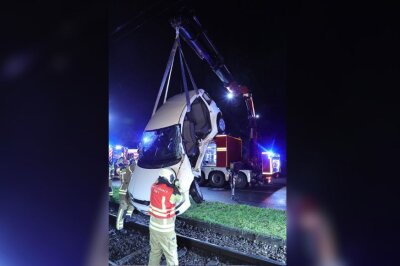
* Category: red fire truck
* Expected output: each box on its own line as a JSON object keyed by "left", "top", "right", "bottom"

{"left": 200, "top": 135, "right": 281, "bottom": 188}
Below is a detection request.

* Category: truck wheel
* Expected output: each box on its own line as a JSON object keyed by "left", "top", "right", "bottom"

{"left": 235, "top": 172, "right": 248, "bottom": 189}
{"left": 196, "top": 171, "right": 207, "bottom": 186}
{"left": 189, "top": 180, "right": 204, "bottom": 203}
{"left": 209, "top": 171, "right": 226, "bottom": 187}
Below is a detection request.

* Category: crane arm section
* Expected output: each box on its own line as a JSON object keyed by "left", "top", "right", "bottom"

{"left": 170, "top": 11, "right": 260, "bottom": 166}
{"left": 170, "top": 12, "right": 257, "bottom": 120}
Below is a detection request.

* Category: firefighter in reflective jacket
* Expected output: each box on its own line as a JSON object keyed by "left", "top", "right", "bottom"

{"left": 116, "top": 158, "right": 135, "bottom": 230}
{"left": 109, "top": 147, "right": 114, "bottom": 197}
{"left": 148, "top": 168, "right": 182, "bottom": 266}
{"left": 108, "top": 160, "right": 114, "bottom": 197}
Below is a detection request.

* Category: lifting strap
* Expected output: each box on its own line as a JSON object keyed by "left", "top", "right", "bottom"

{"left": 179, "top": 43, "right": 199, "bottom": 96}
{"left": 163, "top": 51, "right": 175, "bottom": 104}
{"left": 152, "top": 27, "right": 199, "bottom": 116}
{"left": 178, "top": 38, "right": 191, "bottom": 113}
{"left": 152, "top": 29, "right": 180, "bottom": 116}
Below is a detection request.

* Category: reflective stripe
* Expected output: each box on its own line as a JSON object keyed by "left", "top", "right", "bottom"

{"left": 149, "top": 217, "right": 175, "bottom": 232}
{"left": 149, "top": 207, "right": 175, "bottom": 217}
{"left": 150, "top": 220, "right": 174, "bottom": 229}
{"left": 161, "top": 196, "right": 166, "bottom": 211}
{"left": 150, "top": 204, "right": 174, "bottom": 212}
{"left": 149, "top": 208, "right": 168, "bottom": 217}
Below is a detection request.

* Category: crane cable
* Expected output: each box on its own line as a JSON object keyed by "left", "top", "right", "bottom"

{"left": 152, "top": 26, "right": 199, "bottom": 116}
{"left": 163, "top": 47, "right": 176, "bottom": 104}
{"left": 178, "top": 37, "right": 191, "bottom": 113}
{"left": 151, "top": 28, "right": 180, "bottom": 116}
{"left": 178, "top": 40, "right": 199, "bottom": 96}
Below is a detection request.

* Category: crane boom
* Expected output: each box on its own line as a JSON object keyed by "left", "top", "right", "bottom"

{"left": 170, "top": 11, "right": 260, "bottom": 167}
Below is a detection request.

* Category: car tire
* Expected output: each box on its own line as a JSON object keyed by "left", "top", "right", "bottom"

{"left": 235, "top": 172, "right": 248, "bottom": 189}
{"left": 217, "top": 113, "right": 226, "bottom": 133}
{"left": 189, "top": 180, "right": 204, "bottom": 203}
{"left": 196, "top": 171, "right": 207, "bottom": 186}
{"left": 209, "top": 171, "right": 226, "bottom": 187}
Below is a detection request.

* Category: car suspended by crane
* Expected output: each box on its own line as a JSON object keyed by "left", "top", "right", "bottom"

{"left": 127, "top": 22, "right": 226, "bottom": 215}
{"left": 126, "top": 8, "right": 281, "bottom": 216}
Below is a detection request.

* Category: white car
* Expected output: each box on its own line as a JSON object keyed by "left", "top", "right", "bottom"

{"left": 128, "top": 89, "right": 225, "bottom": 215}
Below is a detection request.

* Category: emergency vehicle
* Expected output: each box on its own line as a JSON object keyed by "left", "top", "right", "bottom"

{"left": 200, "top": 135, "right": 281, "bottom": 188}
{"left": 109, "top": 145, "right": 130, "bottom": 177}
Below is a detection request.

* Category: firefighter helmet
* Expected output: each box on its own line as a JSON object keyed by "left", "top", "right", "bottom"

{"left": 159, "top": 168, "right": 176, "bottom": 184}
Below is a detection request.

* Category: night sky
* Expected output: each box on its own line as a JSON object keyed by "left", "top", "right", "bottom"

{"left": 109, "top": 0, "right": 286, "bottom": 161}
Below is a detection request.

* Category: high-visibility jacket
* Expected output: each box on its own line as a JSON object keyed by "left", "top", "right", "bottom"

{"left": 149, "top": 183, "right": 177, "bottom": 219}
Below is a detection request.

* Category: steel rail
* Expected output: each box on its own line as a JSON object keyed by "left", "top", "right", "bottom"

{"left": 109, "top": 214, "right": 284, "bottom": 266}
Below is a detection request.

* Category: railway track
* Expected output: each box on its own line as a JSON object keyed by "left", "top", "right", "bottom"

{"left": 109, "top": 214, "right": 284, "bottom": 265}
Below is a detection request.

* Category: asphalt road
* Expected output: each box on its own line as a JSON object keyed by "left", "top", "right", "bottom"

{"left": 199, "top": 184, "right": 286, "bottom": 211}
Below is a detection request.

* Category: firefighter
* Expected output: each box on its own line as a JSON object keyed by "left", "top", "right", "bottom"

{"left": 229, "top": 162, "right": 242, "bottom": 201}
{"left": 116, "top": 158, "right": 135, "bottom": 230}
{"left": 109, "top": 147, "right": 114, "bottom": 197}
{"left": 148, "top": 168, "right": 182, "bottom": 266}
{"left": 109, "top": 160, "right": 114, "bottom": 197}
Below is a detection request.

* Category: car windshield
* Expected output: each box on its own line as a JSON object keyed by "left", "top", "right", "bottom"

{"left": 137, "top": 124, "right": 182, "bottom": 169}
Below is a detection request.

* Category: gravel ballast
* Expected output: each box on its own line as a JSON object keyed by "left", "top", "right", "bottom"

{"left": 109, "top": 204, "right": 286, "bottom": 264}
{"left": 109, "top": 223, "right": 241, "bottom": 265}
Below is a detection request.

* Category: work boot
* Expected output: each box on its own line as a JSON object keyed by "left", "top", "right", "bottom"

{"left": 126, "top": 205, "right": 135, "bottom": 217}
{"left": 116, "top": 220, "right": 124, "bottom": 230}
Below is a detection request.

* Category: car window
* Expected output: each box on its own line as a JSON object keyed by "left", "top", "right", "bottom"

{"left": 137, "top": 124, "right": 182, "bottom": 169}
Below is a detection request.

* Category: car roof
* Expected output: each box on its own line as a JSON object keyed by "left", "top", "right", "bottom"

{"left": 145, "top": 89, "right": 203, "bottom": 131}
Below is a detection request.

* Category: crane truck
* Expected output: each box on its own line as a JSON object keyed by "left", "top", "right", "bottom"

{"left": 171, "top": 9, "right": 282, "bottom": 189}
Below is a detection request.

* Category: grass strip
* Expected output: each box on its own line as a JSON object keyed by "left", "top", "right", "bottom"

{"left": 182, "top": 201, "right": 286, "bottom": 240}
{"left": 111, "top": 187, "right": 120, "bottom": 203}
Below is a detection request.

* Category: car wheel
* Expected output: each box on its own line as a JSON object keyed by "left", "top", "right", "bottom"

{"left": 209, "top": 171, "right": 226, "bottom": 187}
{"left": 217, "top": 113, "right": 225, "bottom": 133}
{"left": 196, "top": 171, "right": 207, "bottom": 186}
{"left": 189, "top": 180, "right": 204, "bottom": 203}
{"left": 235, "top": 172, "right": 248, "bottom": 189}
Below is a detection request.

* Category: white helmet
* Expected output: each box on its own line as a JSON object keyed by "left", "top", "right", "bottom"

{"left": 159, "top": 168, "right": 176, "bottom": 184}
